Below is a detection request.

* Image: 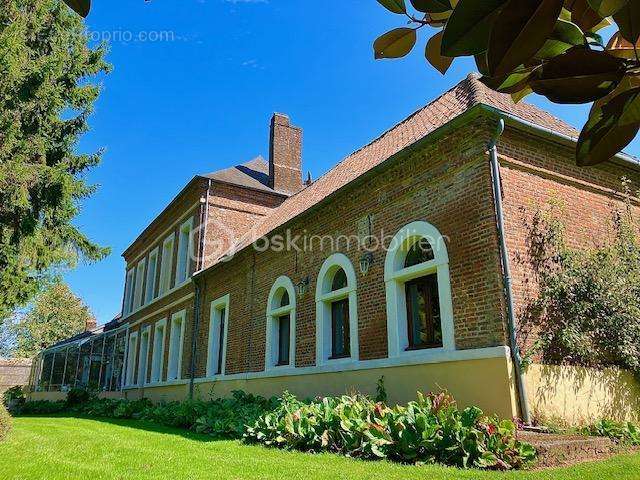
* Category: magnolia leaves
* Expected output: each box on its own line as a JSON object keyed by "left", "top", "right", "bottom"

{"left": 63, "top": 0, "right": 91, "bottom": 17}
{"left": 374, "top": 0, "right": 640, "bottom": 166}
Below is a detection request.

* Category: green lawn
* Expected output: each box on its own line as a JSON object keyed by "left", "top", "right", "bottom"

{"left": 1, "top": 417, "right": 640, "bottom": 480}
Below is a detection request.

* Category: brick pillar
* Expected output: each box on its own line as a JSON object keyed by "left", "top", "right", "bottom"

{"left": 269, "top": 113, "right": 303, "bottom": 195}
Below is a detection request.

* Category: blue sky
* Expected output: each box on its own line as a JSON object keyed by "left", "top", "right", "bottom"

{"left": 68, "top": 0, "right": 639, "bottom": 324}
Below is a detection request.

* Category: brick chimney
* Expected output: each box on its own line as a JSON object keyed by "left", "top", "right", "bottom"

{"left": 269, "top": 113, "right": 303, "bottom": 195}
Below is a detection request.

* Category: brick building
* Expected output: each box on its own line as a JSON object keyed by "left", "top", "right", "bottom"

{"left": 29, "top": 74, "right": 640, "bottom": 421}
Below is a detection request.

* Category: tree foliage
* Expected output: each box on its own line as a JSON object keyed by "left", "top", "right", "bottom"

{"left": 0, "top": 0, "right": 110, "bottom": 319}
{"left": 12, "top": 282, "right": 95, "bottom": 358}
{"left": 374, "top": 0, "right": 640, "bottom": 166}
{"left": 522, "top": 192, "right": 640, "bottom": 375}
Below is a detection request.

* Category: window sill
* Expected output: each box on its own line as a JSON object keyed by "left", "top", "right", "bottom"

{"left": 405, "top": 344, "right": 443, "bottom": 352}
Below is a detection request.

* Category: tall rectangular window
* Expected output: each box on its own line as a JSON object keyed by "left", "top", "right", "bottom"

{"left": 137, "top": 328, "right": 150, "bottom": 387}
{"left": 176, "top": 218, "right": 193, "bottom": 286}
{"left": 330, "top": 299, "right": 350, "bottom": 359}
{"left": 145, "top": 248, "right": 159, "bottom": 304}
{"left": 167, "top": 310, "right": 185, "bottom": 381}
{"left": 133, "top": 258, "right": 146, "bottom": 310}
{"left": 405, "top": 274, "right": 442, "bottom": 350}
{"left": 150, "top": 319, "right": 166, "bottom": 383}
{"left": 277, "top": 314, "right": 290, "bottom": 366}
{"left": 206, "top": 295, "right": 229, "bottom": 377}
{"left": 123, "top": 269, "right": 135, "bottom": 315}
{"left": 158, "top": 234, "right": 175, "bottom": 296}
{"left": 125, "top": 332, "right": 138, "bottom": 387}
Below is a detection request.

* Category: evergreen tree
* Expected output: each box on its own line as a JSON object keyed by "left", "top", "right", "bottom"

{"left": 0, "top": 0, "right": 110, "bottom": 319}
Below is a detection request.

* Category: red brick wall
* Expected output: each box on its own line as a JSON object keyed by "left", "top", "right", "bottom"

{"left": 191, "top": 119, "right": 509, "bottom": 377}
{"left": 498, "top": 128, "right": 640, "bottom": 351}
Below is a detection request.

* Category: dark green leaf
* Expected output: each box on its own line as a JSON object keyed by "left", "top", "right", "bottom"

{"left": 587, "top": 0, "right": 629, "bottom": 16}
{"left": 63, "top": 0, "right": 91, "bottom": 17}
{"left": 425, "top": 31, "right": 454, "bottom": 74}
{"left": 374, "top": 28, "right": 417, "bottom": 59}
{"left": 441, "top": 0, "right": 507, "bottom": 57}
{"left": 565, "top": 0, "right": 606, "bottom": 32}
{"left": 530, "top": 47, "right": 625, "bottom": 103}
{"left": 613, "top": 1, "right": 640, "bottom": 43}
{"left": 475, "top": 53, "right": 490, "bottom": 76}
{"left": 411, "top": 0, "right": 451, "bottom": 13}
{"left": 481, "top": 68, "right": 537, "bottom": 93}
{"left": 376, "top": 0, "right": 407, "bottom": 14}
{"left": 488, "top": 0, "right": 565, "bottom": 77}
{"left": 577, "top": 87, "right": 640, "bottom": 165}
{"left": 535, "top": 19, "right": 584, "bottom": 59}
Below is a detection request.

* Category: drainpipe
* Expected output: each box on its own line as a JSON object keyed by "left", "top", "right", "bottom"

{"left": 188, "top": 276, "right": 202, "bottom": 400}
{"left": 488, "top": 118, "right": 532, "bottom": 425}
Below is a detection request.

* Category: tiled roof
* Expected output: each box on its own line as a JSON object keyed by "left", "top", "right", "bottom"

{"left": 204, "top": 74, "right": 577, "bottom": 267}
{"left": 201, "top": 156, "right": 283, "bottom": 194}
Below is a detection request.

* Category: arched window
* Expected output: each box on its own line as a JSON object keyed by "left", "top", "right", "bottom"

{"left": 384, "top": 221, "right": 455, "bottom": 358}
{"left": 265, "top": 276, "right": 296, "bottom": 370}
{"left": 315, "top": 254, "right": 358, "bottom": 365}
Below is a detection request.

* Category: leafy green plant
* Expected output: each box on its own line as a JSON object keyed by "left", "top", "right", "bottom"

{"left": 18, "top": 400, "right": 67, "bottom": 415}
{"left": 375, "top": 376, "right": 388, "bottom": 403}
{"left": 245, "top": 391, "right": 536, "bottom": 470}
{"left": 374, "top": 0, "right": 640, "bottom": 166}
{"left": 66, "top": 388, "right": 95, "bottom": 408}
{"left": 2, "top": 386, "right": 25, "bottom": 408}
{"left": 522, "top": 195, "right": 640, "bottom": 375}
{"left": 581, "top": 419, "right": 640, "bottom": 445}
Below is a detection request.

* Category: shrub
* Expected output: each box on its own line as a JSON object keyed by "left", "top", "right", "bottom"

{"left": 0, "top": 403, "right": 11, "bottom": 441}
{"left": 2, "top": 386, "right": 26, "bottom": 412}
{"left": 66, "top": 388, "right": 94, "bottom": 407}
{"left": 19, "top": 400, "right": 67, "bottom": 415}
{"left": 581, "top": 419, "right": 640, "bottom": 446}
{"left": 245, "top": 391, "right": 536, "bottom": 470}
{"left": 522, "top": 197, "right": 640, "bottom": 374}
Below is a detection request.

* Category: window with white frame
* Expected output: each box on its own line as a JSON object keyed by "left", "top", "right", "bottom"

{"left": 315, "top": 253, "right": 359, "bottom": 365}
{"left": 137, "top": 327, "right": 150, "bottom": 386}
{"left": 167, "top": 310, "right": 186, "bottom": 381}
{"left": 145, "top": 248, "right": 159, "bottom": 304}
{"left": 158, "top": 234, "right": 175, "bottom": 296}
{"left": 384, "top": 221, "right": 455, "bottom": 357}
{"left": 123, "top": 268, "right": 135, "bottom": 315}
{"left": 133, "top": 258, "right": 146, "bottom": 310}
{"left": 125, "top": 331, "right": 138, "bottom": 386}
{"left": 175, "top": 217, "right": 194, "bottom": 286}
{"left": 265, "top": 277, "right": 296, "bottom": 370}
{"left": 206, "top": 295, "right": 229, "bottom": 377}
{"left": 149, "top": 319, "right": 166, "bottom": 383}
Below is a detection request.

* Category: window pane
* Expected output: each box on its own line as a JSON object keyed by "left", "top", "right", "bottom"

{"left": 404, "top": 238, "right": 435, "bottom": 268}
{"left": 279, "top": 290, "right": 290, "bottom": 308}
{"left": 405, "top": 274, "right": 442, "bottom": 349}
{"left": 277, "top": 314, "right": 290, "bottom": 365}
{"left": 331, "top": 268, "right": 348, "bottom": 291}
{"left": 330, "top": 299, "right": 350, "bottom": 358}
{"left": 216, "top": 308, "right": 225, "bottom": 375}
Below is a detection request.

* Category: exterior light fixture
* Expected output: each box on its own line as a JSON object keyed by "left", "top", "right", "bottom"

{"left": 296, "top": 277, "right": 310, "bottom": 297}
{"left": 359, "top": 252, "right": 374, "bottom": 276}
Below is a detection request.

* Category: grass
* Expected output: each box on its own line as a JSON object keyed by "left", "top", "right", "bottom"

{"left": 1, "top": 416, "right": 640, "bottom": 479}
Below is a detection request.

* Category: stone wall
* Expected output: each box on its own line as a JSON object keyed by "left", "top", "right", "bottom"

{"left": 0, "top": 358, "right": 32, "bottom": 394}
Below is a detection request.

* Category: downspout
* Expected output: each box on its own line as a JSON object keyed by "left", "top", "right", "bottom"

{"left": 487, "top": 119, "right": 532, "bottom": 425}
{"left": 189, "top": 181, "right": 210, "bottom": 400}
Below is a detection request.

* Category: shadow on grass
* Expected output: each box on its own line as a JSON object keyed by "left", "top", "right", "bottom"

{"left": 14, "top": 413, "right": 226, "bottom": 443}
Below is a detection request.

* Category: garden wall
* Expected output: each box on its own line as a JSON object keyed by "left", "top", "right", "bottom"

{"left": 525, "top": 364, "right": 640, "bottom": 425}
{"left": 0, "top": 358, "right": 32, "bottom": 394}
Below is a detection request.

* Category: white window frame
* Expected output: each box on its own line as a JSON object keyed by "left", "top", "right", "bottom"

{"left": 145, "top": 247, "right": 159, "bottom": 304}
{"left": 125, "top": 331, "right": 139, "bottom": 387}
{"left": 150, "top": 318, "right": 167, "bottom": 384}
{"left": 158, "top": 233, "right": 175, "bottom": 296}
{"left": 265, "top": 277, "right": 296, "bottom": 371}
{"left": 315, "top": 253, "right": 359, "bottom": 366}
{"left": 175, "top": 217, "right": 194, "bottom": 287}
{"left": 206, "top": 295, "right": 230, "bottom": 377}
{"left": 137, "top": 326, "right": 151, "bottom": 387}
{"left": 167, "top": 310, "right": 186, "bottom": 381}
{"left": 133, "top": 258, "right": 147, "bottom": 310}
{"left": 123, "top": 268, "right": 135, "bottom": 315}
{"left": 384, "top": 221, "right": 456, "bottom": 359}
